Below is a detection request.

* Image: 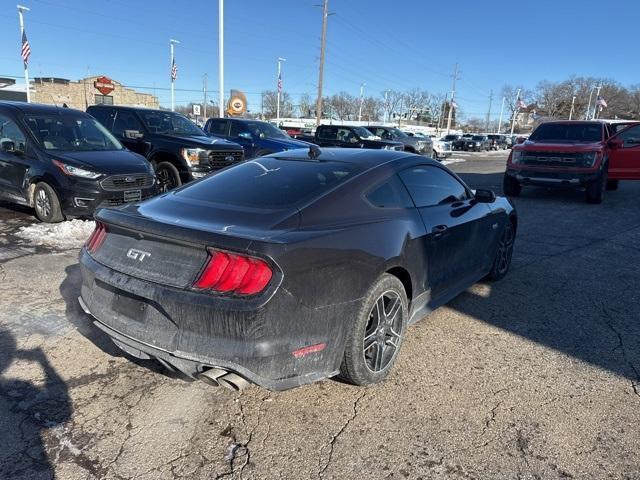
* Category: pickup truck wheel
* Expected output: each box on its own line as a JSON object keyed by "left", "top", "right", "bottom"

{"left": 502, "top": 174, "right": 521, "bottom": 197}
{"left": 432, "top": 149, "right": 439, "bottom": 161}
{"left": 606, "top": 179, "right": 619, "bottom": 191}
{"left": 338, "top": 273, "right": 408, "bottom": 386}
{"left": 33, "top": 182, "right": 64, "bottom": 223}
{"left": 155, "top": 162, "right": 182, "bottom": 193}
{"left": 586, "top": 170, "right": 607, "bottom": 204}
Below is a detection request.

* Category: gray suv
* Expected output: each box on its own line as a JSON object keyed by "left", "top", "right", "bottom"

{"left": 365, "top": 126, "right": 433, "bottom": 155}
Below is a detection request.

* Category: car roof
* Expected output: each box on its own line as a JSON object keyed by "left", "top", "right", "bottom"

{"left": 88, "top": 105, "right": 173, "bottom": 115}
{"left": 0, "top": 100, "right": 91, "bottom": 117}
{"left": 268, "top": 147, "right": 437, "bottom": 170}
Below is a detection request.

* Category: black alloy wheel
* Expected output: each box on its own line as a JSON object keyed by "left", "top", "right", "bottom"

{"left": 487, "top": 221, "right": 515, "bottom": 280}
{"left": 363, "top": 290, "right": 403, "bottom": 373}
{"left": 33, "top": 182, "right": 64, "bottom": 223}
{"left": 155, "top": 162, "right": 182, "bottom": 193}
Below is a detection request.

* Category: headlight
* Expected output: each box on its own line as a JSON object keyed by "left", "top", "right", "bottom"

{"left": 181, "top": 148, "right": 207, "bottom": 166}
{"left": 581, "top": 152, "right": 598, "bottom": 167}
{"left": 511, "top": 151, "right": 523, "bottom": 164}
{"left": 52, "top": 160, "right": 102, "bottom": 179}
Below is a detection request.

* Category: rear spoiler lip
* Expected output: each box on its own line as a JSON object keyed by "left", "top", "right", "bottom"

{"left": 94, "top": 207, "right": 289, "bottom": 252}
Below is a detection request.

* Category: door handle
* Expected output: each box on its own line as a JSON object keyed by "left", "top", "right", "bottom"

{"left": 432, "top": 224, "right": 448, "bottom": 238}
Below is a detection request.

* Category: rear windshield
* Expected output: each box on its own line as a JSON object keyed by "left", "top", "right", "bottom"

{"left": 174, "top": 157, "right": 358, "bottom": 209}
{"left": 529, "top": 123, "right": 603, "bottom": 143}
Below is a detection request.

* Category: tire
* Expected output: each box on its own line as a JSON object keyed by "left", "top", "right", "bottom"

{"left": 155, "top": 162, "right": 182, "bottom": 193}
{"left": 432, "top": 149, "right": 440, "bottom": 161}
{"left": 33, "top": 182, "right": 64, "bottom": 223}
{"left": 486, "top": 220, "right": 515, "bottom": 281}
{"left": 338, "top": 273, "right": 408, "bottom": 386}
{"left": 606, "top": 179, "right": 619, "bottom": 191}
{"left": 502, "top": 174, "right": 522, "bottom": 197}
{"left": 586, "top": 169, "right": 607, "bottom": 204}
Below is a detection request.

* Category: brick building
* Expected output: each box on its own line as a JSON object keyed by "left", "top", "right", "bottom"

{"left": 0, "top": 75, "right": 159, "bottom": 110}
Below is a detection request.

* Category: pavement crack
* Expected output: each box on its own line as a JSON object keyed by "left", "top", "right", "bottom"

{"left": 481, "top": 401, "right": 502, "bottom": 435}
{"left": 317, "top": 390, "right": 366, "bottom": 478}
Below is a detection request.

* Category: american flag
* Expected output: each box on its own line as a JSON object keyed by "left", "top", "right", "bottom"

{"left": 451, "top": 100, "right": 458, "bottom": 110}
{"left": 516, "top": 98, "right": 527, "bottom": 109}
{"left": 596, "top": 96, "right": 608, "bottom": 108}
{"left": 171, "top": 57, "right": 177, "bottom": 81}
{"left": 277, "top": 71, "right": 282, "bottom": 93}
{"left": 21, "top": 29, "right": 31, "bottom": 67}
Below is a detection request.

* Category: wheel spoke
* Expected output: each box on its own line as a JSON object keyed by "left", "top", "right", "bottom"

{"left": 373, "top": 343, "right": 384, "bottom": 371}
{"left": 363, "top": 332, "right": 376, "bottom": 352}
{"left": 385, "top": 296, "right": 401, "bottom": 325}
{"left": 374, "top": 297, "right": 385, "bottom": 329}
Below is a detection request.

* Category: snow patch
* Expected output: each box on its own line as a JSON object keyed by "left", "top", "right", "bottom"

{"left": 442, "top": 158, "right": 466, "bottom": 166}
{"left": 15, "top": 220, "right": 95, "bottom": 250}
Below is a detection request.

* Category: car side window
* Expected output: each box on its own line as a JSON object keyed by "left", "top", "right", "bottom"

{"left": 318, "top": 126, "right": 337, "bottom": 140}
{"left": 207, "top": 120, "right": 229, "bottom": 136}
{"left": 88, "top": 108, "right": 114, "bottom": 130}
{"left": 618, "top": 124, "right": 640, "bottom": 148}
{"left": 337, "top": 128, "right": 357, "bottom": 143}
{"left": 366, "top": 175, "right": 414, "bottom": 209}
{"left": 0, "top": 114, "right": 27, "bottom": 153}
{"left": 398, "top": 165, "right": 470, "bottom": 207}
{"left": 229, "top": 122, "right": 251, "bottom": 138}
{"left": 112, "top": 111, "right": 143, "bottom": 136}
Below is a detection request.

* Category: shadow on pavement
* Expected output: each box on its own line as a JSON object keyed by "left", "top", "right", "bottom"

{"left": 0, "top": 328, "right": 72, "bottom": 480}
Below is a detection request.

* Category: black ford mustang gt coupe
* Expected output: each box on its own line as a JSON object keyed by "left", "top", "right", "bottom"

{"left": 78, "top": 147, "right": 516, "bottom": 391}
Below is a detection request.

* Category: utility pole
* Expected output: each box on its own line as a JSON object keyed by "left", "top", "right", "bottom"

{"left": 17, "top": 5, "right": 31, "bottom": 103}
{"left": 203, "top": 73, "right": 208, "bottom": 118}
{"left": 497, "top": 96, "right": 505, "bottom": 134}
{"left": 315, "top": 0, "right": 329, "bottom": 127}
{"left": 510, "top": 88, "right": 521, "bottom": 136}
{"left": 276, "top": 57, "right": 286, "bottom": 126}
{"left": 169, "top": 39, "right": 179, "bottom": 111}
{"left": 358, "top": 82, "right": 366, "bottom": 122}
{"left": 218, "top": 0, "right": 225, "bottom": 118}
{"left": 485, "top": 89, "right": 493, "bottom": 133}
{"left": 569, "top": 95, "right": 576, "bottom": 120}
{"left": 446, "top": 63, "right": 459, "bottom": 134}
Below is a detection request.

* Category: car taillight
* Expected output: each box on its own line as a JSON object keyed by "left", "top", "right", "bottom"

{"left": 194, "top": 249, "right": 273, "bottom": 295}
{"left": 85, "top": 222, "right": 107, "bottom": 254}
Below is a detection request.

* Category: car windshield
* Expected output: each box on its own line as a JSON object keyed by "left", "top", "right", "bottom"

{"left": 354, "top": 127, "right": 377, "bottom": 139}
{"left": 139, "top": 111, "right": 204, "bottom": 136}
{"left": 24, "top": 115, "right": 123, "bottom": 152}
{"left": 242, "top": 121, "right": 289, "bottom": 139}
{"left": 529, "top": 123, "right": 603, "bottom": 143}
{"left": 390, "top": 128, "right": 408, "bottom": 138}
{"left": 175, "top": 157, "right": 358, "bottom": 209}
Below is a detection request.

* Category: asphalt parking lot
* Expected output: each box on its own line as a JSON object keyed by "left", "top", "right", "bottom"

{"left": 1, "top": 150, "right": 639, "bottom": 480}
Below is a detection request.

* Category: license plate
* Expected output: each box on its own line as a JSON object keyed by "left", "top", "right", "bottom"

{"left": 113, "top": 293, "right": 146, "bottom": 322}
{"left": 124, "top": 190, "right": 141, "bottom": 202}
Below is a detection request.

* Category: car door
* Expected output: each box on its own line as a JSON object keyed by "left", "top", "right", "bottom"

{"left": 608, "top": 123, "right": 640, "bottom": 179}
{"left": 336, "top": 127, "right": 362, "bottom": 148}
{"left": 229, "top": 121, "right": 257, "bottom": 158}
{"left": 398, "top": 165, "right": 493, "bottom": 299}
{"left": 112, "top": 110, "right": 149, "bottom": 157}
{"left": 0, "top": 114, "right": 32, "bottom": 200}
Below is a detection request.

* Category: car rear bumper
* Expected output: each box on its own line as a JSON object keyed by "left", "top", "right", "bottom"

{"left": 78, "top": 250, "right": 353, "bottom": 391}
{"left": 505, "top": 168, "right": 600, "bottom": 187}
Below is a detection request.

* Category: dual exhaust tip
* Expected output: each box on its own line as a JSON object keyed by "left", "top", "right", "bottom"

{"left": 198, "top": 368, "right": 250, "bottom": 391}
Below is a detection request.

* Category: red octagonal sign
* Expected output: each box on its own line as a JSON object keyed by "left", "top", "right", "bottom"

{"left": 94, "top": 76, "right": 115, "bottom": 95}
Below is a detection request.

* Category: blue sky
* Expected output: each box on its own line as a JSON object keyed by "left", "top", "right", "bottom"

{"left": 0, "top": 0, "right": 637, "bottom": 120}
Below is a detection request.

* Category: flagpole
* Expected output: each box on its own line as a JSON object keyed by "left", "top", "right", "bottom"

{"left": 276, "top": 57, "right": 285, "bottom": 126}
{"left": 569, "top": 95, "right": 576, "bottom": 120}
{"left": 593, "top": 85, "right": 602, "bottom": 120}
{"left": 510, "top": 88, "right": 521, "bottom": 136}
{"left": 169, "top": 39, "right": 179, "bottom": 112}
{"left": 497, "top": 96, "right": 505, "bottom": 134}
{"left": 358, "top": 82, "right": 366, "bottom": 122}
{"left": 17, "top": 5, "right": 30, "bottom": 103}
{"left": 585, "top": 86, "right": 595, "bottom": 120}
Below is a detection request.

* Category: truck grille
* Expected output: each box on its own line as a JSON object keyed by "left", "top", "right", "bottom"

{"left": 208, "top": 151, "right": 244, "bottom": 169}
{"left": 520, "top": 151, "right": 592, "bottom": 167}
{"left": 101, "top": 174, "right": 155, "bottom": 191}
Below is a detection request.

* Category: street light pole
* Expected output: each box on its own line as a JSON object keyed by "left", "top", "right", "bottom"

{"left": 510, "top": 88, "right": 521, "bottom": 136}
{"left": 497, "top": 96, "right": 505, "bottom": 134}
{"left": 315, "top": 0, "right": 329, "bottom": 127}
{"left": 585, "top": 86, "right": 595, "bottom": 120}
{"left": 276, "top": 57, "right": 286, "bottom": 126}
{"left": 357, "top": 82, "right": 366, "bottom": 122}
{"left": 569, "top": 95, "right": 576, "bottom": 120}
{"left": 17, "top": 5, "right": 30, "bottom": 103}
{"left": 218, "top": 0, "right": 225, "bottom": 118}
{"left": 446, "top": 63, "right": 459, "bottom": 134}
{"left": 383, "top": 89, "right": 390, "bottom": 124}
{"left": 169, "top": 39, "right": 179, "bottom": 112}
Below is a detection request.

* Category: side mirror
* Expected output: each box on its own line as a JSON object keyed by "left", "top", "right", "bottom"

{"left": 474, "top": 188, "right": 496, "bottom": 203}
{"left": 238, "top": 132, "right": 253, "bottom": 141}
{"left": 1, "top": 139, "right": 16, "bottom": 153}
{"left": 608, "top": 137, "right": 624, "bottom": 149}
{"left": 124, "top": 130, "right": 144, "bottom": 140}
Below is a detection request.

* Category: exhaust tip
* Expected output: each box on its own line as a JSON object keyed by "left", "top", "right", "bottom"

{"left": 198, "top": 367, "right": 228, "bottom": 387}
{"left": 217, "top": 373, "right": 250, "bottom": 392}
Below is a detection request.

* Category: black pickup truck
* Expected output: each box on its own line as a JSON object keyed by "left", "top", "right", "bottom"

{"left": 87, "top": 105, "right": 244, "bottom": 191}
{"left": 298, "top": 125, "right": 404, "bottom": 150}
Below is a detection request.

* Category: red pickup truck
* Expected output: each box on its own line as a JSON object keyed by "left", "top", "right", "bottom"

{"left": 503, "top": 120, "right": 640, "bottom": 203}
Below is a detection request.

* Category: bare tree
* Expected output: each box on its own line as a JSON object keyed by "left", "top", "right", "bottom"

{"left": 325, "top": 92, "right": 357, "bottom": 120}
{"left": 262, "top": 90, "right": 293, "bottom": 119}
{"left": 360, "top": 97, "right": 381, "bottom": 122}
{"left": 297, "top": 93, "right": 314, "bottom": 118}
{"left": 381, "top": 90, "right": 404, "bottom": 122}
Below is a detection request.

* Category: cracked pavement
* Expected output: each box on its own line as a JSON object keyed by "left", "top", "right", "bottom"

{"left": 1, "top": 151, "right": 639, "bottom": 479}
